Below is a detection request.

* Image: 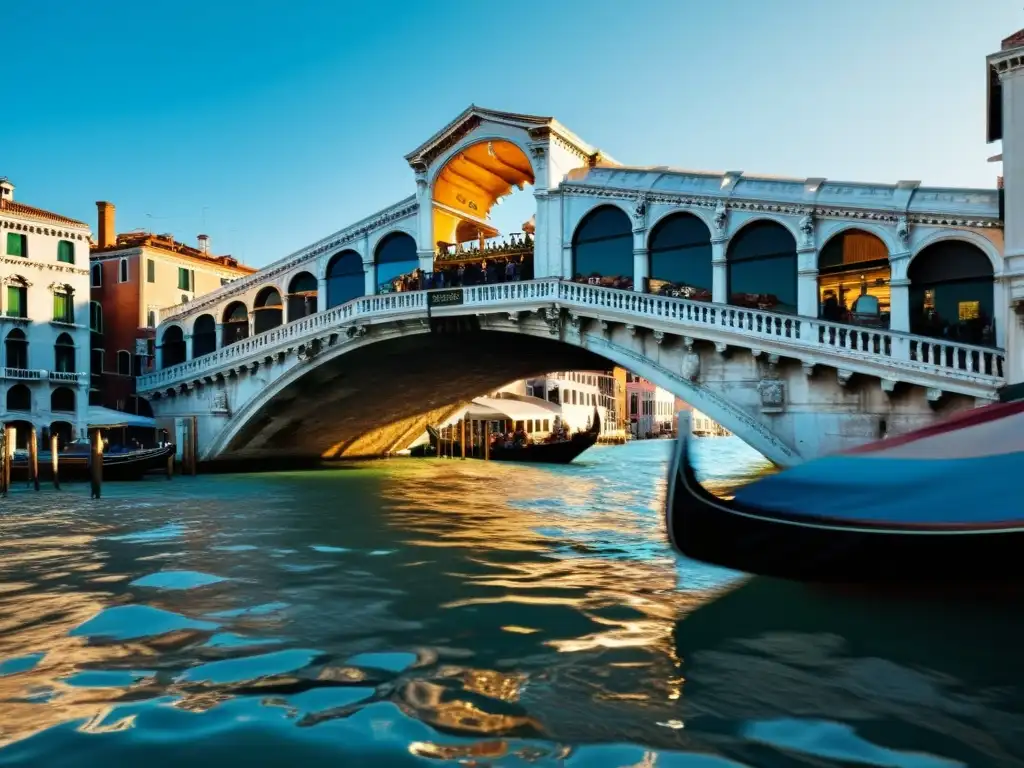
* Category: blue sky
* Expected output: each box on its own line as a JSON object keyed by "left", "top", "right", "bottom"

{"left": 4, "top": 0, "right": 1020, "bottom": 267}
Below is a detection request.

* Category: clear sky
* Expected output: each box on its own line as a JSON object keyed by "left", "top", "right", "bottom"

{"left": 4, "top": 0, "right": 1021, "bottom": 268}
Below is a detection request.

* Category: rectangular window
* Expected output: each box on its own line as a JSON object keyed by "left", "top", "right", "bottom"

{"left": 147, "top": 308, "right": 157, "bottom": 328}
{"left": 53, "top": 291, "right": 74, "bottom": 324}
{"left": 118, "top": 258, "right": 129, "bottom": 283}
{"left": 91, "top": 348, "right": 104, "bottom": 375}
{"left": 57, "top": 240, "right": 75, "bottom": 264}
{"left": 6, "top": 285, "right": 26, "bottom": 318}
{"left": 178, "top": 267, "right": 191, "bottom": 291}
{"left": 91, "top": 263, "right": 102, "bottom": 287}
{"left": 147, "top": 259, "right": 155, "bottom": 283}
{"left": 542, "top": 419, "right": 550, "bottom": 432}
{"left": 6, "top": 232, "right": 26, "bottom": 257}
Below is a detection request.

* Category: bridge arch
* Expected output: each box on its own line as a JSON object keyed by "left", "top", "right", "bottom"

{"left": 286, "top": 271, "right": 318, "bottom": 321}
{"left": 202, "top": 319, "right": 800, "bottom": 467}
{"left": 160, "top": 324, "right": 187, "bottom": 368}
{"left": 373, "top": 231, "right": 418, "bottom": 293}
{"left": 571, "top": 205, "right": 634, "bottom": 289}
{"left": 726, "top": 218, "right": 798, "bottom": 315}
{"left": 324, "top": 250, "right": 365, "bottom": 309}
{"left": 253, "top": 286, "right": 284, "bottom": 334}
{"left": 222, "top": 301, "right": 249, "bottom": 347}
{"left": 192, "top": 314, "right": 217, "bottom": 358}
{"left": 816, "top": 227, "right": 892, "bottom": 324}
{"left": 907, "top": 235, "right": 997, "bottom": 347}
{"left": 645, "top": 211, "right": 713, "bottom": 300}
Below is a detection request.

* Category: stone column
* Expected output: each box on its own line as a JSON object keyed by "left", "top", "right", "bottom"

{"left": 889, "top": 279, "right": 911, "bottom": 333}
{"left": 414, "top": 169, "right": 434, "bottom": 274}
{"left": 711, "top": 240, "right": 727, "bottom": 304}
{"left": 215, "top": 323, "right": 224, "bottom": 350}
{"left": 632, "top": 229, "right": 648, "bottom": 293}
{"left": 317, "top": 276, "right": 328, "bottom": 313}
{"left": 247, "top": 312, "right": 255, "bottom": 338}
{"left": 184, "top": 334, "right": 194, "bottom": 361}
{"left": 363, "top": 259, "right": 377, "bottom": 296}
{"left": 796, "top": 247, "right": 819, "bottom": 318}
{"left": 1004, "top": 271, "right": 1024, "bottom": 384}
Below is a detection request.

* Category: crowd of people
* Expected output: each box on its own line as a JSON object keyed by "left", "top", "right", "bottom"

{"left": 384, "top": 256, "right": 533, "bottom": 293}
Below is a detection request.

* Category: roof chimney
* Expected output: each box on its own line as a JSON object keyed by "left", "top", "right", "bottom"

{"left": 96, "top": 201, "right": 116, "bottom": 248}
{"left": 0, "top": 178, "right": 14, "bottom": 203}
{"left": 197, "top": 234, "right": 209, "bottom": 254}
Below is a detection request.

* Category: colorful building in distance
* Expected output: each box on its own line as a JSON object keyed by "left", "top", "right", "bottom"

{"left": 89, "top": 201, "right": 255, "bottom": 414}
{"left": 625, "top": 372, "right": 676, "bottom": 438}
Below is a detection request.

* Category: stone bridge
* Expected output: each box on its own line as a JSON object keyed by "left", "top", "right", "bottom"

{"left": 139, "top": 279, "right": 1005, "bottom": 468}
{"left": 138, "top": 105, "right": 1021, "bottom": 468}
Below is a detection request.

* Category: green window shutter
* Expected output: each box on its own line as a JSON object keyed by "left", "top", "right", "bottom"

{"left": 7, "top": 285, "right": 23, "bottom": 317}
{"left": 57, "top": 240, "right": 74, "bottom": 264}
{"left": 147, "top": 259, "right": 155, "bottom": 283}
{"left": 178, "top": 267, "right": 189, "bottom": 290}
{"left": 6, "top": 232, "right": 23, "bottom": 257}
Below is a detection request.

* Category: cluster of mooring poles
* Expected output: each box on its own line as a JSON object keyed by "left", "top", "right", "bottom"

{"left": 434, "top": 418, "right": 492, "bottom": 460}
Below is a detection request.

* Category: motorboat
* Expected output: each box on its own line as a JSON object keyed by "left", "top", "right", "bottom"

{"left": 665, "top": 398, "right": 1024, "bottom": 584}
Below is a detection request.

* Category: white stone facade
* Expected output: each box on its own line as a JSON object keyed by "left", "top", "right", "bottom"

{"left": 526, "top": 370, "right": 619, "bottom": 435}
{"left": 0, "top": 182, "right": 92, "bottom": 446}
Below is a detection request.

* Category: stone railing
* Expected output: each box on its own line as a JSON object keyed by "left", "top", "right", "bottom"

{"left": 0, "top": 368, "right": 90, "bottom": 384}
{"left": 139, "top": 279, "right": 1006, "bottom": 393}
{"left": 2, "top": 367, "right": 45, "bottom": 381}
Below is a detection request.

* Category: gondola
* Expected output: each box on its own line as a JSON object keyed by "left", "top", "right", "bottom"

{"left": 665, "top": 399, "right": 1024, "bottom": 584}
{"left": 9, "top": 441, "right": 176, "bottom": 482}
{"left": 424, "top": 408, "right": 601, "bottom": 465}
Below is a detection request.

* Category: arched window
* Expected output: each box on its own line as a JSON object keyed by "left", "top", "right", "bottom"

{"left": 160, "top": 326, "right": 186, "bottom": 368}
{"left": 6, "top": 383, "right": 30, "bottom": 411}
{"left": 326, "top": 250, "right": 365, "bottom": 307}
{"left": 727, "top": 221, "right": 798, "bottom": 314}
{"left": 647, "top": 213, "right": 713, "bottom": 300}
{"left": 135, "top": 397, "right": 154, "bottom": 418}
{"left": 5, "top": 328, "right": 28, "bottom": 370}
{"left": 89, "top": 301, "right": 103, "bottom": 334}
{"left": 817, "top": 229, "right": 891, "bottom": 326}
{"left": 53, "top": 284, "right": 75, "bottom": 324}
{"left": 117, "top": 350, "right": 132, "bottom": 376}
{"left": 571, "top": 206, "right": 633, "bottom": 289}
{"left": 50, "top": 387, "right": 76, "bottom": 413}
{"left": 375, "top": 233, "right": 417, "bottom": 293}
{"left": 192, "top": 314, "right": 217, "bottom": 358}
{"left": 118, "top": 258, "right": 129, "bottom": 283}
{"left": 91, "top": 263, "right": 102, "bottom": 287}
{"left": 909, "top": 240, "right": 995, "bottom": 347}
{"left": 57, "top": 240, "right": 75, "bottom": 264}
{"left": 5, "top": 276, "right": 27, "bottom": 319}
{"left": 253, "top": 287, "right": 283, "bottom": 334}
{"left": 222, "top": 301, "right": 249, "bottom": 346}
{"left": 287, "top": 271, "right": 318, "bottom": 320}
{"left": 54, "top": 332, "right": 76, "bottom": 373}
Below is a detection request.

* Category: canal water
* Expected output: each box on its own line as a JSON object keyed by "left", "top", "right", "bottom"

{"left": 1, "top": 439, "right": 1023, "bottom": 766}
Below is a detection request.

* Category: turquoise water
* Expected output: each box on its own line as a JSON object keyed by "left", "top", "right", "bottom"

{"left": 1, "top": 439, "right": 1023, "bottom": 766}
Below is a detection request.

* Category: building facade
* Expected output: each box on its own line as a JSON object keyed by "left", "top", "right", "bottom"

{"left": 89, "top": 201, "right": 255, "bottom": 414}
{"left": 525, "top": 370, "right": 623, "bottom": 436}
{"left": 626, "top": 373, "right": 676, "bottom": 438}
{"left": 691, "top": 409, "right": 732, "bottom": 437}
{"left": 0, "top": 179, "right": 92, "bottom": 448}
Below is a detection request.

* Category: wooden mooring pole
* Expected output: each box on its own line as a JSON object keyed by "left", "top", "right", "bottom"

{"left": 483, "top": 420, "right": 490, "bottom": 461}
{"left": 460, "top": 418, "right": 466, "bottom": 460}
{"left": 90, "top": 429, "right": 103, "bottom": 500}
{"left": 0, "top": 425, "right": 9, "bottom": 497}
{"left": 28, "top": 427, "right": 39, "bottom": 491}
{"left": 51, "top": 434, "right": 60, "bottom": 490}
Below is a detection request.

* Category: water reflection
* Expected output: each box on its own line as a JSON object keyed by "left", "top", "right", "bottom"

{"left": 0, "top": 440, "right": 1022, "bottom": 766}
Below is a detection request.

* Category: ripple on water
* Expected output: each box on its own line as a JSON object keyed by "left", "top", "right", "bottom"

{"left": 206, "top": 602, "right": 289, "bottom": 619}
{"left": 343, "top": 651, "right": 417, "bottom": 673}
{"left": 178, "top": 648, "right": 325, "bottom": 685}
{"left": 60, "top": 670, "right": 155, "bottom": 688}
{"left": 0, "top": 653, "right": 45, "bottom": 677}
{"left": 104, "top": 523, "right": 186, "bottom": 543}
{"left": 130, "top": 571, "right": 229, "bottom": 590}
{"left": 71, "top": 605, "right": 219, "bottom": 641}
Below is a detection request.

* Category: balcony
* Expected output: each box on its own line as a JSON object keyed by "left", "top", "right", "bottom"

{"left": 0, "top": 368, "right": 88, "bottom": 384}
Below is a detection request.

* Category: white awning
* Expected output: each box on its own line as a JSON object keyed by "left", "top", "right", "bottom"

{"left": 445, "top": 395, "right": 562, "bottom": 425}
{"left": 87, "top": 406, "right": 157, "bottom": 429}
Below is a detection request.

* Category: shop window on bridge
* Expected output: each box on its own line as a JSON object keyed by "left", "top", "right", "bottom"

{"left": 192, "top": 314, "right": 217, "bottom": 358}
{"left": 287, "top": 271, "right": 318, "bottom": 320}
{"left": 647, "top": 213, "right": 713, "bottom": 300}
{"left": 160, "top": 326, "right": 187, "bottom": 368}
{"left": 727, "top": 220, "right": 797, "bottom": 314}
{"left": 5, "top": 328, "right": 28, "bottom": 370}
{"left": 51, "top": 386, "right": 76, "bottom": 413}
{"left": 54, "top": 332, "right": 76, "bottom": 373}
{"left": 326, "top": 251, "right": 364, "bottom": 308}
{"left": 572, "top": 206, "right": 634, "bottom": 290}
{"left": 909, "top": 240, "right": 995, "bottom": 347}
{"left": 375, "top": 233, "right": 418, "bottom": 294}
{"left": 253, "top": 287, "right": 283, "bottom": 334}
{"left": 6, "top": 383, "right": 30, "bottom": 412}
{"left": 222, "top": 302, "right": 249, "bottom": 346}
{"left": 818, "top": 229, "right": 891, "bottom": 328}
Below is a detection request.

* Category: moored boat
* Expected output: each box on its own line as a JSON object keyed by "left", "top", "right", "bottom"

{"left": 9, "top": 441, "right": 176, "bottom": 482}
{"left": 665, "top": 401, "right": 1024, "bottom": 584}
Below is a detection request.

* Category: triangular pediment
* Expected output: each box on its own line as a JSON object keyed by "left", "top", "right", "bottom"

{"left": 404, "top": 105, "right": 598, "bottom": 171}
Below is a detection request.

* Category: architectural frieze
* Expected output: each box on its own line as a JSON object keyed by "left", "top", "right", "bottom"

{"left": 0, "top": 218, "right": 88, "bottom": 239}
{"left": 0, "top": 256, "right": 88, "bottom": 275}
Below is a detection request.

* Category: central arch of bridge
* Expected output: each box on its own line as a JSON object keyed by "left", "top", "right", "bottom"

{"left": 432, "top": 139, "right": 535, "bottom": 270}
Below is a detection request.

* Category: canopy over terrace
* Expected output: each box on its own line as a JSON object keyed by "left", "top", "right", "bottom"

{"left": 87, "top": 406, "right": 157, "bottom": 429}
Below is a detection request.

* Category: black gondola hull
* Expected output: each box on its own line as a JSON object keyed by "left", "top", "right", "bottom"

{"left": 9, "top": 445, "right": 176, "bottom": 483}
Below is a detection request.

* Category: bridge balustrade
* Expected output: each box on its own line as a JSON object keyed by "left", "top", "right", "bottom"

{"left": 140, "top": 279, "right": 1006, "bottom": 393}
